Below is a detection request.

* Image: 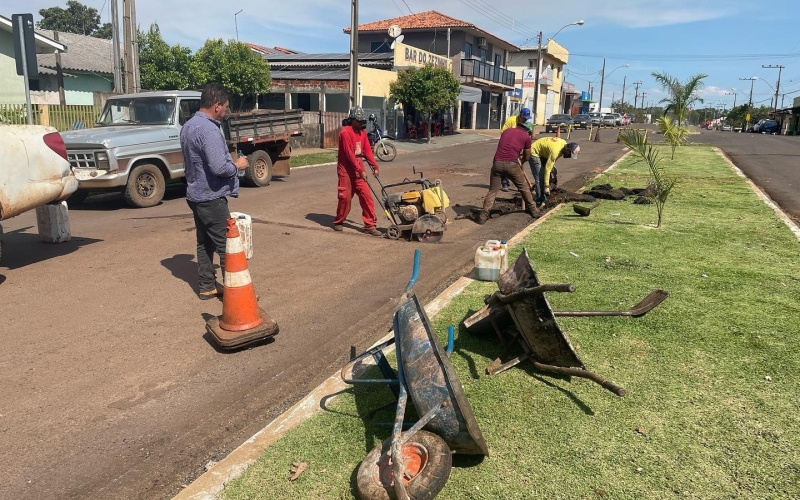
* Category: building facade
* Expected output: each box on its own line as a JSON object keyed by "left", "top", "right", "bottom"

{"left": 505, "top": 39, "right": 570, "bottom": 125}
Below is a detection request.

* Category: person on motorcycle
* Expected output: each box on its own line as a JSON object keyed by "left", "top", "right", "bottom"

{"left": 333, "top": 106, "right": 382, "bottom": 236}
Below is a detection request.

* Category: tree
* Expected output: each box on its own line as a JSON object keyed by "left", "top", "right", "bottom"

{"left": 37, "top": 0, "right": 112, "bottom": 39}
{"left": 138, "top": 24, "right": 194, "bottom": 91}
{"left": 190, "top": 39, "right": 271, "bottom": 99}
{"left": 725, "top": 104, "right": 771, "bottom": 130}
{"left": 657, "top": 116, "right": 688, "bottom": 160}
{"left": 619, "top": 129, "right": 677, "bottom": 228}
{"left": 390, "top": 64, "right": 460, "bottom": 143}
{"left": 651, "top": 71, "right": 708, "bottom": 126}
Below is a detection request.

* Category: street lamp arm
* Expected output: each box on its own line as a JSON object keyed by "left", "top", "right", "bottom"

{"left": 550, "top": 20, "right": 585, "bottom": 41}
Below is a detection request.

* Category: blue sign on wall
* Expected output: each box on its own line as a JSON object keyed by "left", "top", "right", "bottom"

{"left": 581, "top": 91, "right": 592, "bottom": 101}
{"left": 507, "top": 88, "right": 523, "bottom": 99}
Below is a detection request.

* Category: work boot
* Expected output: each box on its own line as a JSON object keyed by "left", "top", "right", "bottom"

{"left": 527, "top": 207, "right": 541, "bottom": 220}
{"left": 197, "top": 288, "right": 222, "bottom": 300}
{"left": 365, "top": 228, "right": 382, "bottom": 236}
{"left": 333, "top": 224, "right": 343, "bottom": 232}
{"left": 476, "top": 210, "right": 489, "bottom": 225}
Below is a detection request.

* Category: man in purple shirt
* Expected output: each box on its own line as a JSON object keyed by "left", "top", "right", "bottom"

{"left": 180, "top": 83, "right": 249, "bottom": 299}
{"left": 477, "top": 122, "right": 538, "bottom": 224}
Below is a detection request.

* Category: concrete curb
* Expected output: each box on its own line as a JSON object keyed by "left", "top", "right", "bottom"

{"left": 713, "top": 148, "right": 800, "bottom": 242}
{"left": 173, "top": 145, "right": 632, "bottom": 500}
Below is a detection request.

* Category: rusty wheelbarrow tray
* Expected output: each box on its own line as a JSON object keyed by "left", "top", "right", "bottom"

{"left": 342, "top": 249, "right": 488, "bottom": 500}
{"left": 463, "top": 249, "right": 668, "bottom": 397}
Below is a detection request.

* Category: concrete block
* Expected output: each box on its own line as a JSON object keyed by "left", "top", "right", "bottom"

{"left": 36, "top": 201, "right": 71, "bottom": 243}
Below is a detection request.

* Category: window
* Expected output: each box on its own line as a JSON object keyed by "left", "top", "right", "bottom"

{"left": 370, "top": 41, "right": 391, "bottom": 53}
{"left": 494, "top": 54, "right": 502, "bottom": 67}
{"left": 464, "top": 42, "right": 472, "bottom": 59}
{"left": 179, "top": 99, "right": 201, "bottom": 125}
{"left": 528, "top": 59, "right": 536, "bottom": 69}
{"left": 480, "top": 48, "right": 487, "bottom": 62}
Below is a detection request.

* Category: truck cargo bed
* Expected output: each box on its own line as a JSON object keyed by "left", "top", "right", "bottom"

{"left": 223, "top": 109, "right": 303, "bottom": 144}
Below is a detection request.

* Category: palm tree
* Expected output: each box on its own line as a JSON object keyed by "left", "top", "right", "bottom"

{"left": 651, "top": 72, "right": 708, "bottom": 125}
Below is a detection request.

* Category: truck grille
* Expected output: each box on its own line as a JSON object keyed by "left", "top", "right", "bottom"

{"left": 68, "top": 151, "right": 97, "bottom": 169}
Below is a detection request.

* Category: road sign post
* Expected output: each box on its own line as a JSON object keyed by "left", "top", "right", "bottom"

{"left": 12, "top": 13, "right": 37, "bottom": 125}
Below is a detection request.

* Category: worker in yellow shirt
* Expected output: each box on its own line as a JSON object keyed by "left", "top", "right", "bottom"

{"left": 529, "top": 137, "right": 580, "bottom": 207}
{"left": 499, "top": 107, "right": 532, "bottom": 190}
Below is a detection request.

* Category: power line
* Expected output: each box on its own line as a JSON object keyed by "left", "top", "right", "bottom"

{"left": 400, "top": 0, "right": 413, "bottom": 14}
{"left": 569, "top": 52, "right": 800, "bottom": 62}
{"left": 456, "top": 0, "right": 538, "bottom": 39}
{"left": 387, "top": 0, "right": 405, "bottom": 15}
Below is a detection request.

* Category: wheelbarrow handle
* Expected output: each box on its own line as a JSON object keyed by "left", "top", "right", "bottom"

{"left": 490, "top": 283, "right": 575, "bottom": 305}
{"left": 531, "top": 361, "right": 627, "bottom": 397}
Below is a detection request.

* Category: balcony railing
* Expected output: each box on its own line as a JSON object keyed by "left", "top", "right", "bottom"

{"left": 460, "top": 59, "right": 515, "bottom": 87}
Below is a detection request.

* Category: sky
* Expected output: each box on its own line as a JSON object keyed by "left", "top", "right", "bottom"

{"left": 6, "top": 0, "right": 800, "bottom": 110}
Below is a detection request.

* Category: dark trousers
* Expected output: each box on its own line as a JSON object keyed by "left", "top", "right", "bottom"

{"left": 529, "top": 156, "right": 546, "bottom": 204}
{"left": 482, "top": 160, "right": 535, "bottom": 211}
{"left": 187, "top": 197, "right": 230, "bottom": 292}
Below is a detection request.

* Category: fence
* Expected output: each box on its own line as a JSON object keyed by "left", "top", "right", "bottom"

{"left": 0, "top": 104, "right": 103, "bottom": 131}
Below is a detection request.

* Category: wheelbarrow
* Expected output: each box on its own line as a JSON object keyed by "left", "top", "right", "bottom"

{"left": 342, "top": 249, "right": 488, "bottom": 500}
{"left": 463, "top": 249, "right": 669, "bottom": 397}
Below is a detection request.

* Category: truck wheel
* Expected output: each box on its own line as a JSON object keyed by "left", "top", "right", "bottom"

{"left": 67, "top": 189, "right": 89, "bottom": 205}
{"left": 124, "top": 164, "right": 165, "bottom": 208}
{"left": 244, "top": 150, "right": 273, "bottom": 187}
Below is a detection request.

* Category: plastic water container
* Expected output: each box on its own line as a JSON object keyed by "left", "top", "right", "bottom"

{"left": 474, "top": 245, "right": 503, "bottom": 281}
{"left": 229, "top": 212, "right": 253, "bottom": 259}
{"left": 484, "top": 240, "right": 508, "bottom": 275}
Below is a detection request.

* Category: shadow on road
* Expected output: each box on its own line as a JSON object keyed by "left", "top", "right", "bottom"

{"left": 305, "top": 212, "right": 362, "bottom": 231}
{"left": 161, "top": 253, "right": 200, "bottom": 292}
{"left": 70, "top": 184, "right": 187, "bottom": 211}
{"left": 199, "top": 312, "right": 277, "bottom": 353}
{"left": 1, "top": 227, "right": 103, "bottom": 269}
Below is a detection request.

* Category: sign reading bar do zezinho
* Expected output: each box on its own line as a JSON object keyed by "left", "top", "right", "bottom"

{"left": 393, "top": 41, "right": 452, "bottom": 71}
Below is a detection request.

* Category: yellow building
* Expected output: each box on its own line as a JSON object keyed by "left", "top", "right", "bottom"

{"left": 506, "top": 39, "right": 570, "bottom": 125}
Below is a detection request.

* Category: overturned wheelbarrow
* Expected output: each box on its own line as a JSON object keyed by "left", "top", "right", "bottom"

{"left": 463, "top": 248, "right": 668, "bottom": 397}
{"left": 342, "top": 249, "right": 488, "bottom": 500}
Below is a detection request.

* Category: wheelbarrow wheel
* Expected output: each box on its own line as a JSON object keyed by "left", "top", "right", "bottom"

{"left": 355, "top": 430, "right": 452, "bottom": 500}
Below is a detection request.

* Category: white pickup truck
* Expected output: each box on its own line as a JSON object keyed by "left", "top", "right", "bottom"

{"left": 0, "top": 125, "right": 78, "bottom": 261}
{"left": 62, "top": 90, "right": 303, "bottom": 208}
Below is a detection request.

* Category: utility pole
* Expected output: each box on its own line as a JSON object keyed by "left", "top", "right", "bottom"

{"left": 739, "top": 77, "right": 757, "bottom": 130}
{"left": 762, "top": 64, "right": 784, "bottom": 112}
{"left": 122, "top": 0, "right": 140, "bottom": 92}
{"left": 597, "top": 58, "right": 606, "bottom": 114}
{"left": 639, "top": 92, "right": 647, "bottom": 111}
{"left": 110, "top": 0, "right": 122, "bottom": 93}
{"left": 621, "top": 75, "right": 626, "bottom": 106}
{"left": 348, "top": 0, "right": 359, "bottom": 107}
{"left": 235, "top": 10, "right": 243, "bottom": 41}
{"left": 532, "top": 31, "right": 543, "bottom": 125}
{"left": 632, "top": 80, "right": 642, "bottom": 109}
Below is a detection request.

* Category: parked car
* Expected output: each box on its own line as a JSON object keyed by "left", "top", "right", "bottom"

{"left": 750, "top": 118, "right": 768, "bottom": 133}
{"left": 0, "top": 125, "right": 77, "bottom": 261}
{"left": 588, "top": 112, "right": 603, "bottom": 126}
{"left": 602, "top": 114, "right": 617, "bottom": 127}
{"left": 626, "top": 114, "right": 636, "bottom": 124}
{"left": 610, "top": 113, "right": 623, "bottom": 126}
{"left": 572, "top": 114, "right": 590, "bottom": 129}
{"left": 721, "top": 123, "right": 733, "bottom": 132}
{"left": 61, "top": 90, "right": 303, "bottom": 208}
{"left": 759, "top": 120, "right": 779, "bottom": 134}
{"left": 545, "top": 114, "right": 573, "bottom": 133}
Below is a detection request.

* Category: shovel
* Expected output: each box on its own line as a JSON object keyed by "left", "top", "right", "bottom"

{"left": 553, "top": 289, "right": 669, "bottom": 317}
{"left": 573, "top": 201, "right": 600, "bottom": 216}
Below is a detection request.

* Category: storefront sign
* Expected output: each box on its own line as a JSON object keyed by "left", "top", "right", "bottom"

{"left": 393, "top": 42, "right": 452, "bottom": 70}
{"left": 506, "top": 88, "right": 523, "bottom": 100}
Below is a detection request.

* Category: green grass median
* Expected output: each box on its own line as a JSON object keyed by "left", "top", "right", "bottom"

{"left": 221, "top": 146, "right": 800, "bottom": 499}
{"left": 290, "top": 151, "right": 337, "bottom": 168}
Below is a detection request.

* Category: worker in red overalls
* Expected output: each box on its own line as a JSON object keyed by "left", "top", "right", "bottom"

{"left": 333, "top": 106, "right": 382, "bottom": 236}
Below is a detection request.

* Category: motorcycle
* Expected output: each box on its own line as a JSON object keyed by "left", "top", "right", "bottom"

{"left": 367, "top": 114, "right": 397, "bottom": 162}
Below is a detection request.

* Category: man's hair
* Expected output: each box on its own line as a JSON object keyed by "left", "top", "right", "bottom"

{"left": 199, "top": 83, "right": 230, "bottom": 109}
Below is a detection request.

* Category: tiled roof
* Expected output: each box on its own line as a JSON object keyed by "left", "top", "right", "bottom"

{"left": 344, "top": 10, "right": 474, "bottom": 33}
{"left": 35, "top": 30, "right": 113, "bottom": 75}
{"left": 245, "top": 43, "right": 300, "bottom": 56}
{"left": 343, "top": 10, "right": 518, "bottom": 50}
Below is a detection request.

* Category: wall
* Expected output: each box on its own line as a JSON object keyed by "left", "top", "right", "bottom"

{"left": 358, "top": 65, "right": 396, "bottom": 100}
{"left": 64, "top": 73, "right": 113, "bottom": 105}
{"left": 358, "top": 30, "right": 466, "bottom": 57}
{"left": 0, "top": 30, "right": 27, "bottom": 104}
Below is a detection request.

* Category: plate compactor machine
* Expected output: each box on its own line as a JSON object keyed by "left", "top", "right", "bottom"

{"left": 367, "top": 166, "right": 450, "bottom": 243}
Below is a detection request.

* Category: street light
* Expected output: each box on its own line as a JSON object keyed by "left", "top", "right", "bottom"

{"left": 597, "top": 61, "right": 628, "bottom": 112}
{"left": 234, "top": 9, "right": 243, "bottom": 41}
{"left": 532, "top": 20, "right": 584, "bottom": 124}
{"left": 724, "top": 90, "right": 738, "bottom": 109}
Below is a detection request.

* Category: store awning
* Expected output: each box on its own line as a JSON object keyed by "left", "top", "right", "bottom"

{"left": 457, "top": 85, "right": 482, "bottom": 103}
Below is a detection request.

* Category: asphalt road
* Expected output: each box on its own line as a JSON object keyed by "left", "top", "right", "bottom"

{"left": 0, "top": 130, "right": 626, "bottom": 499}
{"left": 693, "top": 128, "right": 800, "bottom": 225}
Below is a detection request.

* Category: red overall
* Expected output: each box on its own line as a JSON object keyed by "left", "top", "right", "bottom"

{"left": 334, "top": 125, "right": 379, "bottom": 229}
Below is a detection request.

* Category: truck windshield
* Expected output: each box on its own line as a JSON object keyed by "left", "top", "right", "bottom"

{"left": 97, "top": 97, "right": 176, "bottom": 126}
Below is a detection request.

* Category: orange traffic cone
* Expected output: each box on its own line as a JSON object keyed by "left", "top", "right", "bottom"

{"left": 593, "top": 127, "right": 601, "bottom": 142}
{"left": 206, "top": 218, "right": 279, "bottom": 348}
